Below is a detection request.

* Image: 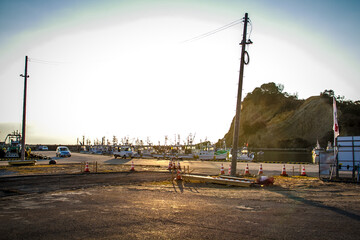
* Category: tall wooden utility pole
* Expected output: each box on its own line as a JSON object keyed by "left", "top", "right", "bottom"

{"left": 20, "top": 56, "right": 29, "bottom": 160}
{"left": 231, "top": 13, "right": 252, "bottom": 176}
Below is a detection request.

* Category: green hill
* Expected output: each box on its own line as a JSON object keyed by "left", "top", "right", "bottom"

{"left": 221, "top": 83, "right": 360, "bottom": 149}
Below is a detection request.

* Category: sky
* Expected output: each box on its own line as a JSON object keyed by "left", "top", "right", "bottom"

{"left": 0, "top": 0, "right": 360, "bottom": 145}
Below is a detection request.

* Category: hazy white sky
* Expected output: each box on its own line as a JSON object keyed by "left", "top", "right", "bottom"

{"left": 0, "top": 0, "right": 359, "bottom": 145}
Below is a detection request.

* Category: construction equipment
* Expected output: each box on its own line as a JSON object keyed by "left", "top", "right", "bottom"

{"left": 0, "top": 131, "right": 28, "bottom": 159}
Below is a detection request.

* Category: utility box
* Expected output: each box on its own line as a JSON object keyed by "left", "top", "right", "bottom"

{"left": 337, "top": 136, "right": 360, "bottom": 180}
{"left": 319, "top": 152, "right": 335, "bottom": 178}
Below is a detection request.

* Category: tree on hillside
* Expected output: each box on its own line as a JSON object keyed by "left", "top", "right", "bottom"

{"left": 244, "top": 82, "right": 299, "bottom": 106}
{"left": 320, "top": 89, "right": 345, "bottom": 103}
{"left": 222, "top": 82, "right": 304, "bottom": 148}
{"left": 243, "top": 82, "right": 302, "bottom": 116}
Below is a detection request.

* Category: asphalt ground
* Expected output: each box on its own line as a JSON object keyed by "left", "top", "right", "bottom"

{"left": 1, "top": 171, "right": 360, "bottom": 240}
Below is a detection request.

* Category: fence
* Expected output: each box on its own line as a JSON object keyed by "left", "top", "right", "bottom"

{"left": 337, "top": 136, "right": 360, "bottom": 181}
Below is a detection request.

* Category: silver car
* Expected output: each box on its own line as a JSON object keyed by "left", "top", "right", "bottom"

{"left": 56, "top": 146, "right": 71, "bottom": 157}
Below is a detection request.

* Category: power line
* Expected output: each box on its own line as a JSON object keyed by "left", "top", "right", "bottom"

{"left": 245, "top": 20, "right": 253, "bottom": 53}
{"left": 181, "top": 18, "right": 244, "bottom": 43}
{"left": 29, "top": 58, "right": 69, "bottom": 65}
{"left": 29, "top": 57, "right": 115, "bottom": 65}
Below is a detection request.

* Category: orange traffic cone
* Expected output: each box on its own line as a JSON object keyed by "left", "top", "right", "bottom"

{"left": 244, "top": 164, "right": 250, "bottom": 175}
{"left": 228, "top": 164, "right": 231, "bottom": 175}
{"left": 258, "top": 164, "right": 263, "bottom": 175}
{"left": 84, "top": 162, "right": 90, "bottom": 173}
{"left": 130, "top": 161, "right": 135, "bottom": 171}
{"left": 168, "top": 160, "right": 172, "bottom": 170}
{"left": 220, "top": 164, "right": 225, "bottom": 175}
{"left": 280, "top": 164, "right": 288, "bottom": 177}
{"left": 300, "top": 165, "right": 307, "bottom": 176}
{"left": 175, "top": 168, "right": 182, "bottom": 181}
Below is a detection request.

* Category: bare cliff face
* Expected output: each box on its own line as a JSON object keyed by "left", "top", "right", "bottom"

{"left": 223, "top": 84, "right": 336, "bottom": 148}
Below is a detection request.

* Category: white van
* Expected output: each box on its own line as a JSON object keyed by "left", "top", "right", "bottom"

{"left": 113, "top": 146, "right": 134, "bottom": 159}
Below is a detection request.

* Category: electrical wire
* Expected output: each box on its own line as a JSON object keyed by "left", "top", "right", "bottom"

{"left": 247, "top": 19, "right": 253, "bottom": 38}
{"left": 245, "top": 19, "right": 253, "bottom": 52}
{"left": 181, "top": 18, "right": 244, "bottom": 43}
{"left": 29, "top": 58, "right": 69, "bottom": 65}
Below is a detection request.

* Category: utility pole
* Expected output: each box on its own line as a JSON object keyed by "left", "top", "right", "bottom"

{"left": 20, "top": 56, "right": 29, "bottom": 160}
{"left": 231, "top": 13, "right": 252, "bottom": 176}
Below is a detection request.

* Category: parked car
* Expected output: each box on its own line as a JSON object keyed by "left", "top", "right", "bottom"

{"left": 38, "top": 145, "right": 48, "bottom": 151}
{"left": 56, "top": 146, "right": 71, "bottom": 157}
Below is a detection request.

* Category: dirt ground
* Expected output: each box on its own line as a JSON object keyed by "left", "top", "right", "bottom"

{"left": 1, "top": 164, "right": 360, "bottom": 239}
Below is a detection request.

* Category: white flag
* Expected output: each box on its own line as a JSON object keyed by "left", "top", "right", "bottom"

{"left": 333, "top": 97, "right": 339, "bottom": 138}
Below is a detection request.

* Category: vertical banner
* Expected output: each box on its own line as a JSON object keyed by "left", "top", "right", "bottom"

{"left": 333, "top": 97, "right": 339, "bottom": 139}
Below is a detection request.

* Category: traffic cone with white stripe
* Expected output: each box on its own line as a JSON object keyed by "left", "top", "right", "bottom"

{"left": 84, "top": 162, "right": 90, "bottom": 173}
{"left": 220, "top": 164, "right": 225, "bottom": 175}
{"left": 244, "top": 163, "right": 250, "bottom": 176}
{"left": 280, "top": 164, "right": 288, "bottom": 177}
{"left": 175, "top": 168, "right": 182, "bottom": 181}
{"left": 228, "top": 164, "right": 231, "bottom": 175}
{"left": 130, "top": 161, "right": 135, "bottom": 171}
{"left": 300, "top": 165, "right": 307, "bottom": 176}
{"left": 258, "top": 164, "right": 263, "bottom": 175}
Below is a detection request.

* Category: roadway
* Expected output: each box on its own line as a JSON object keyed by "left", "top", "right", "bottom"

{"left": 17, "top": 151, "right": 320, "bottom": 177}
